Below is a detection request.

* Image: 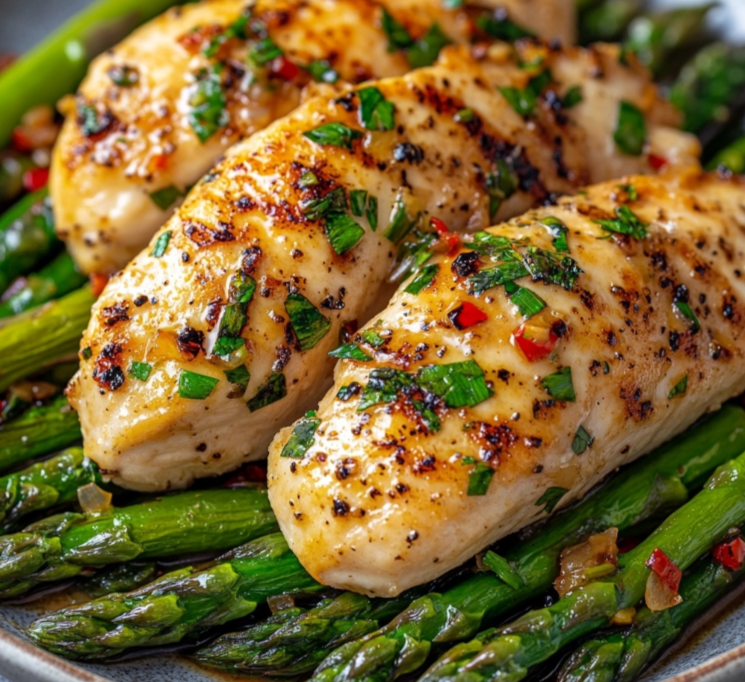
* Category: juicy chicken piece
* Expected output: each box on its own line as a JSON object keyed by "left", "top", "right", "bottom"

{"left": 67, "top": 42, "right": 697, "bottom": 491}
{"left": 269, "top": 170, "right": 745, "bottom": 596}
{"left": 52, "top": 0, "right": 575, "bottom": 275}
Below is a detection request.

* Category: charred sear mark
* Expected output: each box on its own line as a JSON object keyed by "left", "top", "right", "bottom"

{"left": 723, "top": 295, "right": 739, "bottom": 322}
{"left": 620, "top": 386, "right": 653, "bottom": 421}
{"left": 321, "top": 288, "right": 346, "bottom": 310}
{"left": 184, "top": 220, "right": 235, "bottom": 246}
{"left": 467, "top": 421, "right": 518, "bottom": 464}
{"left": 393, "top": 143, "right": 425, "bottom": 164}
{"left": 242, "top": 246, "right": 263, "bottom": 274}
{"left": 76, "top": 99, "right": 118, "bottom": 140}
{"left": 177, "top": 326, "right": 205, "bottom": 358}
{"left": 335, "top": 458, "right": 357, "bottom": 480}
{"left": 101, "top": 301, "right": 129, "bottom": 327}
{"left": 235, "top": 196, "right": 256, "bottom": 211}
{"left": 413, "top": 455, "right": 436, "bottom": 473}
{"left": 93, "top": 343, "right": 125, "bottom": 392}
{"left": 452, "top": 251, "right": 480, "bottom": 277}
{"left": 479, "top": 135, "right": 547, "bottom": 201}
{"left": 332, "top": 498, "right": 350, "bottom": 516}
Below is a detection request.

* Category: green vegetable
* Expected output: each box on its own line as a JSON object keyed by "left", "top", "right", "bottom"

{"left": 405, "top": 264, "right": 439, "bottom": 295}
{"left": 499, "top": 71, "right": 552, "bottom": 118}
{"left": 149, "top": 185, "right": 182, "bottom": 211}
{"left": 247, "top": 372, "right": 286, "bottom": 412}
{"left": 280, "top": 414, "right": 320, "bottom": 459}
{"left": 358, "top": 87, "right": 395, "bottom": 131}
{"left": 178, "top": 370, "right": 219, "bottom": 400}
{"left": 380, "top": 10, "right": 451, "bottom": 68}
{"left": 540, "top": 367, "right": 575, "bottom": 402}
{"left": 475, "top": 12, "right": 535, "bottom": 41}
{"left": 224, "top": 365, "right": 250, "bottom": 394}
{"left": 613, "top": 101, "right": 647, "bottom": 156}
{"left": 307, "top": 60, "right": 339, "bottom": 83}
{"left": 384, "top": 197, "right": 418, "bottom": 243}
{"left": 668, "top": 375, "right": 688, "bottom": 399}
{"left": 188, "top": 67, "right": 229, "bottom": 143}
{"left": 417, "top": 360, "right": 493, "bottom": 408}
{"left": 535, "top": 486, "right": 568, "bottom": 514}
{"left": 304, "top": 123, "right": 363, "bottom": 149}
{"left": 328, "top": 344, "right": 372, "bottom": 362}
{"left": 285, "top": 293, "right": 331, "bottom": 351}
{"left": 541, "top": 216, "right": 569, "bottom": 253}
{"left": 128, "top": 362, "right": 152, "bottom": 382}
{"left": 326, "top": 213, "right": 365, "bottom": 255}
{"left": 150, "top": 230, "right": 172, "bottom": 257}
{"left": 250, "top": 37, "right": 283, "bottom": 66}
{"left": 707, "top": 136, "right": 745, "bottom": 173}
{"left": 482, "top": 551, "right": 523, "bottom": 591}
{"left": 594, "top": 205, "right": 648, "bottom": 240}
{"left": 674, "top": 300, "right": 701, "bottom": 332}
{"left": 504, "top": 282, "right": 546, "bottom": 318}
{"left": 572, "top": 426, "right": 593, "bottom": 455}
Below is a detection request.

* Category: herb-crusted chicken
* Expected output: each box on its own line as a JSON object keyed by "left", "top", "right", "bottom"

{"left": 268, "top": 170, "right": 745, "bottom": 597}
{"left": 51, "top": 0, "right": 576, "bottom": 275}
{"left": 66, "top": 42, "right": 696, "bottom": 491}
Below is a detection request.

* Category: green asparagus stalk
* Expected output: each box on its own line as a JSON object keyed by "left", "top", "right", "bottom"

{"left": 0, "top": 154, "right": 34, "bottom": 207}
{"left": 707, "top": 137, "right": 745, "bottom": 173}
{"left": 27, "top": 532, "right": 321, "bottom": 659}
{"left": 82, "top": 562, "right": 158, "bottom": 599}
{"left": 195, "top": 588, "right": 426, "bottom": 676}
{"left": 0, "top": 189, "right": 59, "bottom": 296}
{"left": 670, "top": 43, "right": 745, "bottom": 135}
{"left": 419, "top": 451, "right": 745, "bottom": 682}
{"left": 558, "top": 550, "right": 745, "bottom": 682}
{"left": 0, "top": 285, "right": 94, "bottom": 392}
{"left": 0, "top": 393, "right": 29, "bottom": 424}
{"left": 0, "top": 252, "right": 87, "bottom": 318}
{"left": 0, "top": 486, "right": 278, "bottom": 598}
{"left": 0, "top": 447, "right": 98, "bottom": 534}
{"left": 307, "top": 405, "right": 745, "bottom": 682}
{"left": 0, "top": 0, "right": 181, "bottom": 148}
{"left": 0, "top": 395, "right": 81, "bottom": 473}
{"left": 579, "top": 0, "right": 643, "bottom": 44}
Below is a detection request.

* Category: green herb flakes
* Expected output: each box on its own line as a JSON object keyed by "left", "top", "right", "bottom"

{"left": 302, "top": 186, "right": 347, "bottom": 221}
{"left": 469, "top": 262, "right": 529, "bottom": 294}
{"left": 366, "top": 196, "right": 379, "bottom": 231}
{"left": 405, "top": 264, "right": 439, "bottom": 295}
{"left": 329, "top": 343, "right": 372, "bottom": 361}
{"left": 326, "top": 213, "right": 365, "bottom": 255}
{"left": 247, "top": 372, "right": 287, "bottom": 411}
{"left": 455, "top": 108, "right": 475, "bottom": 123}
{"left": 350, "top": 190, "right": 368, "bottom": 217}
{"left": 361, "top": 330, "right": 386, "bottom": 348}
{"left": 668, "top": 374, "right": 688, "bottom": 399}
{"left": 230, "top": 271, "right": 257, "bottom": 305}
{"left": 541, "top": 367, "right": 575, "bottom": 402}
{"left": 594, "top": 205, "right": 648, "bottom": 240}
{"left": 562, "top": 85, "right": 583, "bottom": 109}
{"left": 81, "top": 347, "right": 92, "bottom": 360}
{"left": 250, "top": 37, "right": 283, "bottom": 66}
{"left": 358, "top": 367, "right": 414, "bottom": 411}
{"left": 129, "top": 362, "right": 152, "bottom": 382}
{"left": 499, "top": 71, "right": 551, "bottom": 117}
{"left": 384, "top": 197, "right": 418, "bottom": 243}
{"left": 299, "top": 170, "right": 319, "bottom": 187}
{"left": 536, "top": 486, "right": 568, "bottom": 514}
{"left": 475, "top": 13, "right": 535, "bottom": 41}
{"left": 522, "top": 246, "right": 582, "bottom": 291}
{"left": 151, "top": 231, "right": 172, "bottom": 258}
{"left": 572, "top": 425, "right": 594, "bottom": 455}
{"left": 281, "top": 415, "right": 321, "bottom": 458}
{"left": 486, "top": 159, "right": 518, "bottom": 221}
{"left": 674, "top": 301, "right": 701, "bottom": 332}
{"left": 468, "top": 462, "right": 495, "bottom": 496}
{"left": 224, "top": 365, "right": 250, "bottom": 394}
{"left": 303, "top": 122, "right": 363, "bottom": 150}
{"left": 189, "top": 68, "right": 228, "bottom": 143}
{"left": 407, "top": 22, "right": 451, "bottom": 68}
{"left": 358, "top": 87, "right": 396, "bottom": 131}
{"left": 286, "top": 293, "right": 331, "bottom": 351}
{"left": 417, "top": 359, "right": 493, "bottom": 408}
{"left": 77, "top": 103, "right": 110, "bottom": 137}
{"left": 614, "top": 101, "right": 647, "bottom": 156}
{"left": 179, "top": 370, "right": 219, "bottom": 400}
{"left": 337, "top": 383, "right": 362, "bottom": 401}
{"left": 540, "top": 216, "right": 569, "bottom": 253}
{"left": 307, "top": 59, "right": 339, "bottom": 83}
{"left": 203, "top": 15, "right": 248, "bottom": 58}
{"left": 149, "top": 186, "right": 182, "bottom": 211}
{"left": 504, "top": 281, "right": 546, "bottom": 318}
{"left": 108, "top": 65, "right": 139, "bottom": 87}
{"left": 381, "top": 9, "right": 415, "bottom": 51}
{"left": 619, "top": 183, "right": 638, "bottom": 201}
{"left": 482, "top": 551, "right": 524, "bottom": 589}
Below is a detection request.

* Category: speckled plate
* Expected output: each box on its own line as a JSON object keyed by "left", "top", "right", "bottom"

{"left": 1, "top": 1, "right": 745, "bottom": 680}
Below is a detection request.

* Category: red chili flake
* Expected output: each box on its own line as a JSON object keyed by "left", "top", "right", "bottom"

{"left": 448, "top": 301, "right": 487, "bottom": 330}
{"left": 713, "top": 537, "right": 745, "bottom": 571}
{"left": 22, "top": 167, "right": 49, "bottom": 192}
{"left": 270, "top": 55, "right": 300, "bottom": 81}
{"left": 93, "top": 343, "right": 125, "bottom": 392}
{"left": 431, "top": 217, "right": 460, "bottom": 256}
{"left": 89, "top": 273, "right": 110, "bottom": 298}
{"left": 648, "top": 153, "right": 668, "bottom": 170}
{"left": 512, "top": 320, "right": 560, "bottom": 362}
{"left": 177, "top": 24, "right": 224, "bottom": 53}
{"left": 645, "top": 548, "right": 682, "bottom": 592}
{"left": 11, "top": 127, "right": 33, "bottom": 153}
{"left": 177, "top": 325, "right": 205, "bottom": 358}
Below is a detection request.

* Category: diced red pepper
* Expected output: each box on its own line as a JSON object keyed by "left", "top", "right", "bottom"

{"left": 713, "top": 537, "right": 745, "bottom": 571}
{"left": 448, "top": 301, "right": 488, "bottom": 330}
{"left": 512, "top": 319, "right": 560, "bottom": 362}
{"left": 11, "top": 127, "right": 33, "bottom": 153}
{"left": 645, "top": 548, "right": 682, "bottom": 592}
{"left": 89, "top": 273, "right": 110, "bottom": 299}
{"left": 270, "top": 55, "right": 300, "bottom": 81}
{"left": 22, "top": 167, "right": 49, "bottom": 192}
{"left": 649, "top": 153, "right": 668, "bottom": 171}
{"left": 430, "top": 217, "right": 460, "bottom": 256}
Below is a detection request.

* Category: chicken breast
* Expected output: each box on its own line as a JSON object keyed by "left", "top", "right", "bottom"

{"left": 52, "top": 0, "right": 575, "bottom": 275}
{"left": 268, "top": 169, "right": 745, "bottom": 597}
{"left": 66, "top": 41, "right": 697, "bottom": 491}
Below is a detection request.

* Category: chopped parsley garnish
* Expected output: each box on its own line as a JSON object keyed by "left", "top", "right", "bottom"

{"left": 361, "top": 329, "right": 386, "bottom": 348}
{"left": 108, "top": 65, "right": 139, "bottom": 87}
{"left": 218, "top": 303, "right": 248, "bottom": 339}
{"left": 668, "top": 374, "right": 688, "bottom": 399}
{"left": 594, "top": 205, "right": 648, "bottom": 240}
{"left": 230, "top": 270, "right": 257, "bottom": 305}
{"left": 326, "top": 213, "right": 365, "bottom": 255}
{"left": 486, "top": 159, "right": 518, "bottom": 220}
{"left": 151, "top": 231, "right": 172, "bottom": 258}
{"left": 540, "top": 216, "right": 569, "bottom": 253}
{"left": 381, "top": 9, "right": 415, "bottom": 51}
{"left": 522, "top": 247, "right": 582, "bottom": 291}
{"left": 329, "top": 343, "right": 372, "bottom": 361}
{"left": 358, "top": 87, "right": 396, "bottom": 131}
{"left": 249, "top": 37, "right": 283, "bottom": 66}
{"left": 455, "top": 108, "right": 475, "bottom": 123}
{"left": 614, "top": 101, "right": 647, "bottom": 156}
{"left": 417, "top": 359, "right": 493, "bottom": 408}
{"left": 380, "top": 10, "right": 450, "bottom": 68}
{"left": 384, "top": 197, "right": 418, "bottom": 243}
{"left": 536, "top": 486, "right": 568, "bottom": 514}
{"left": 572, "top": 425, "right": 594, "bottom": 455}
{"left": 674, "top": 301, "right": 701, "bottom": 332}
{"left": 468, "top": 462, "right": 495, "bottom": 496}
{"left": 541, "top": 367, "right": 575, "bottom": 402}
{"left": 302, "top": 187, "right": 348, "bottom": 221}
{"left": 280, "top": 414, "right": 321, "bottom": 458}
{"left": 213, "top": 271, "right": 256, "bottom": 359}
{"left": 307, "top": 59, "right": 339, "bottom": 83}
{"left": 213, "top": 337, "right": 244, "bottom": 356}
{"left": 619, "top": 183, "right": 638, "bottom": 201}
{"left": 301, "top": 185, "right": 368, "bottom": 254}
{"left": 482, "top": 551, "right": 524, "bottom": 589}
{"left": 203, "top": 14, "right": 249, "bottom": 58}
{"left": 224, "top": 365, "right": 250, "bottom": 394}
{"left": 303, "top": 122, "right": 363, "bottom": 150}
{"left": 179, "top": 370, "right": 219, "bottom": 400}
{"left": 81, "top": 347, "right": 92, "bottom": 360}
{"left": 128, "top": 362, "right": 152, "bottom": 382}
{"left": 350, "top": 190, "right": 368, "bottom": 217}
{"left": 469, "top": 261, "right": 529, "bottom": 294}
{"left": 475, "top": 12, "right": 535, "bottom": 41}
{"left": 247, "top": 372, "right": 287, "bottom": 411}
{"left": 405, "top": 264, "right": 439, "bottom": 295}
{"left": 77, "top": 103, "right": 111, "bottom": 137}
{"left": 149, "top": 185, "right": 182, "bottom": 211}
{"left": 562, "top": 85, "right": 583, "bottom": 109}
{"left": 366, "top": 196, "right": 379, "bottom": 231}
{"left": 358, "top": 367, "right": 414, "bottom": 411}
{"left": 504, "top": 281, "right": 546, "bottom": 318}
{"left": 286, "top": 293, "right": 331, "bottom": 351}
{"left": 189, "top": 67, "right": 228, "bottom": 143}
{"left": 299, "top": 170, "right": 319, "bottom": 187}
{"left": 337, "top": 383, "right": 362, "bottom": 401}
{"left": 499, "top": 71, "right": 552, "bottom": 117}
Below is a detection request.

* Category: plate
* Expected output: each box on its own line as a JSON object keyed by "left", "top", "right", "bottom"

{"left": 1, "top": 1, "right": 744, "bottom": 681}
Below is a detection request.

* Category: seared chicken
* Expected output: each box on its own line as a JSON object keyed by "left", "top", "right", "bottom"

{"left": 269, "top": 170, "right": 745, "bottom": 596}
{"left": 52, "top": 0, "right": 576, "bottom": 275}
{"left": 67, "top": 42, "right": 697, "bottom": 491}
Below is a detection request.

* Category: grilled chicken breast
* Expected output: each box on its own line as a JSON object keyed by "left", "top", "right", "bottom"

{"left": 67, "top": 42, "right": 697, "bottom": 491}
{"left": 51, "top": 0, "right": 576, "bottom": 275}
{"left": 268, "top": 170, "right": 745, "bottom": 597}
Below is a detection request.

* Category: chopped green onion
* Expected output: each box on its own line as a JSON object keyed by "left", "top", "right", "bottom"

{"left": 381, "top": 9, "right": 415, "bottom": 51}
{"left": 108, "top": 65, "right": 140, "bottom": 87}
{"left": 358, "top": 87, "right": 396, "bottom": 131}
{"left": 417, "top": 359, "right": 493, "bottom": 408}
{"left": 81, "top": 347, "right": 92, "bottom": 361}
{"left": 337, "top": 383, "right": 361, "bottom": 401}
{"left": 247, "top": 372, "right": 287, "bottom": 411}
{"left": 541, "top": 367, "right": 575, "bottom": 402}
{"left": 504, "top": 281, "right": 546, "bottom": 318}
{"left": 213, "top": 337, "right": 245, "bottom": 357}
{"left": 562, "top": 85, "right": 583, "bottom": 109}
{"left": 329, "top": 344, "right": 372, "bottom": 361}
{"left": 572, "top": 425, "right": 594, "bottom": 454}
{"left": 469, "top": 262, "right": 528, "bottom": 294}
{"left": 301, "top": 187, "right": 348, "bottom": 221}
{"left": 250, "top": 37, "right": 283, "bottom": 66}
{"left": 304, "top": 122, "right": 363, "bottom": 149}
{"left": 326, "top": 213, "right": 365, "bottom": 255}
{"left": 307, "top": 59, "right": 339, "bottom": 83}
{"left": 361, "top": 329, "right": 386, "bottom": 348}
{"left": 486, "top": 159, "right": 518, "bottom": 220}
{"left": 499, "top": 71, "right": 551, "bottom": 117}
{"left": 224, "top": 365, "right": 250, "bottom": 394}
{"left": 286, "top": 293, "right": 331, "bottom": 351}
{"left": 350, "top": 190, "right": 368, "bottom": 217}
{"left": 674, "top": 301, "right": 701, "bottom": 332}
{"left": 482, "top": 550, "right": 524, "bottom": 590}
{"left": 299, "top": 170, "right": 319, "bottom": 187}
{"left": 179, "top": 370, "right": 219, "bottom": 400}
{"left": 151, "top": 231, "right": 172, "bottom": 258}
{"left": 522, "top": 246, "right": 582, "bottom": 291}
{"left": 405, "top": 264, "right": 439, "bottom": 295}
{"left": 594, "top": 205, "right": 648, "bottom": 240}
{"left": 384, "top": 197, "right": 417, "bottom": 243}
{"left": 540, "top": 216, "right": 569, "bottom": 253}
{"left": 129, "top": 362, "right": 152, "bottom": 382}
{"left": 455, "top": 108, "right": 475, "bottom": 123}
{"left": 149, "top": 185, "right": 182, "bottom": 211}
{"left": 614, "top": 101, "right": 647, "bottom": 156}
{"left": 230, "top": 271, "right": 257, "bottom": 305}
{"left": 468, "top": 462, "right": 495, "bottom": 496}
{"left": 475, "top": 13, "right": 535, "bottom": 41}
{"left": 366, "top": 196, "right": 379, "bottom": 231}
{"left": 406, "top": 22, "right": 451, "bottom": 68}
{"left": 189, "top": 67, "right": 229, "bottom": 143}
{"left": 358, "top": 367, "right": 415, "bottom": 411}
{"left": 619, "top": 183, "right": 638, "bottom": 200}
{"left": 203, "top": 15, "right": 248, "bottom": 58}
{"left": 280, "top": 415, "right": 321, "bottom": 458}
{"left": 536, "top": 486, "right": 568, "bottom": 513}
{"left": 668, "top": 374, "right": 688, "bottom": 399}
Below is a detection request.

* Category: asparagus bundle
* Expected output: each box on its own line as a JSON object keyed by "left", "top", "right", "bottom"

{"left": 0, "top": 395, "right": 82, "bottom": 472}
{"left": 558, "top": 546, "right": 745, "bottom": 682}
{"left": 0, "top": 487, "right": 277, "bottom": 598}
{"left": 28, "top": 533, "right": 321, "bottom": 658}
{"left": 418, "top": 451, "right": 745, "bottom": 682}
{"left": 305, "top": 406, "right": 745, "bottom": 682}
{"left": 0, "top": 286, "right": 94, "bottom": 392}
{"left": 0, "top": 447, "right": 97, "bottom": 533}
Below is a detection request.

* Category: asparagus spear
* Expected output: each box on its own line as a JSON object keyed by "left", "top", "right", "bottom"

{"left": 0, "top": 252, "right": 87, "bottom": 318}
{"left": 670, "top": 43, "right": 745, "bottom": 135}
{"left": 579, "top": 0, "right": 643, "bottom": 44}
{"left": 558, "top": 550, "right": 745, "bottom": 682}
{"left": 0, "top": 153, "right": 34, "bottom": 207}
{"left": 419, "top": 451, "right": 745, "bottom": 682}
{"left": 0, "top": 285, "right": 94, "bottom": 392}
{"left": 82, "top": 562, "right": 158, "bottom": 599}
{"left": 27, "top": 532, "right": 321, "bottom": 659}
{"left": 0, "top": 486, "right": 278, "bottom": 598}
{"left": 707, "top": 137, "right": 745, "bottom": 173}
{"left": 0, "top": 395, "right": 82, "bottom": 473}
{"left": 307, "top": 405, "right": 745, "bottom": 682}
{"left": 0, "top": 447, "right": 98, "bottom": 534}
{"left": 0, "top": 0, "right": 181, "bottom": 148}
{"left": 0, "top": 189, "right": 59, "bottom": 296}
